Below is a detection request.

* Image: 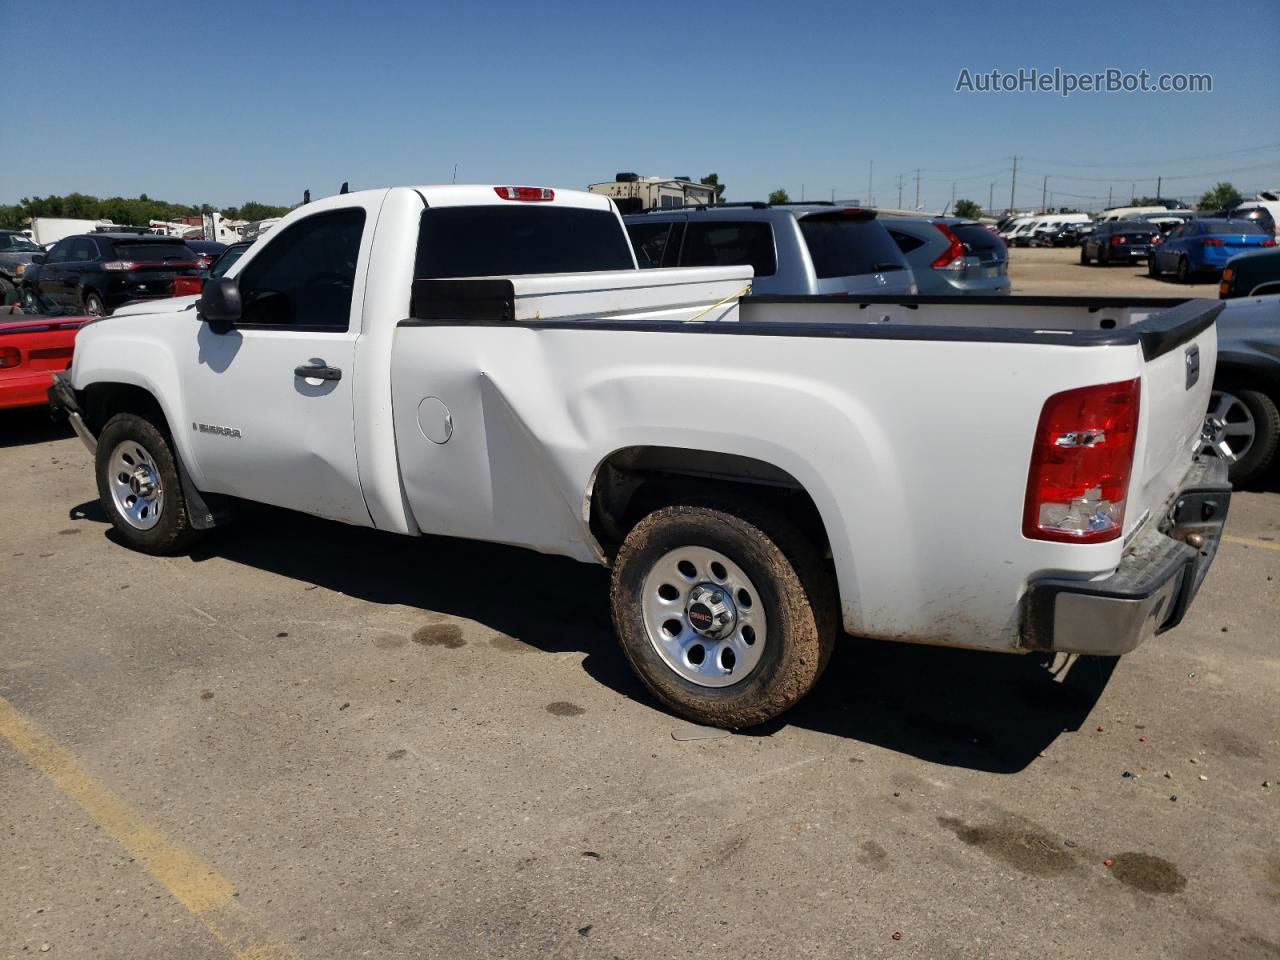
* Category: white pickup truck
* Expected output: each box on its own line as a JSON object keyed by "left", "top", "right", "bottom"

{"left": 51, "top": 184, "right": 1231, "bottom": 728}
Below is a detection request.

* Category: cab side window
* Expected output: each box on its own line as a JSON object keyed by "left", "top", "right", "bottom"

{"left": 45, "top": 239, "right": 71, "bottom": 264}
{"left": 236, "top": 209, "right": 366, "bottom": 330}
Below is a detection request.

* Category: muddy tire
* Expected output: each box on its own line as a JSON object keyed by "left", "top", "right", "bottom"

{"left": 95, "top": 412, "right": 202, "bottom": 554}
{"left": 609, "top": 500, "right": 836, "bottom": 728}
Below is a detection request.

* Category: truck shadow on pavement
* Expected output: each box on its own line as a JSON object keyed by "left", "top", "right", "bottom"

{"left": 75, "top": 499, "right": 1116, "bottom": 775}
{"left": 1, "top": 408, "right": 73, "bottom": 448}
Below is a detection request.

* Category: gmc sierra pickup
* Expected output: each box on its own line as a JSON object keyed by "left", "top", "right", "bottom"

{"left": 51, "top": 184, "right": 1231, "bottom": 728}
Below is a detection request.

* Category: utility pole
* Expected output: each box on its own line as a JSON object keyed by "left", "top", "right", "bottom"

{"left": 830, "top": 188, "right": 835, "bottom": 203}
{"left": 1009, "top": 156, "right": 1018, "bottom": 213}
{"left": 452, "top": 163, "right": 457, "bottom": 184}
{"left": 1156, "top": 175, "right": 1162, "bottom": 200}
{"left": 1130, "top": 182, "right": 1135, "bottom": 203}
{"left": 989, "top": 182, "right": 994, "bottom": 216}
{"left": 897, "top": 175, "right": 903, "bottom": 209}
{"left": 1108, "top": 185, "right": 1113, "bottom": 208}
{"left": 867, "top": 160, "right": 873, "bottom": 208}
{"left": 950, "top": 181, "right": 956, "bottom": 213}
{"left": 913, "top": 169, "right": 921, "bottom": 210}
{"left": 1041, "top": 175, "right": 1047, "bottom": 212}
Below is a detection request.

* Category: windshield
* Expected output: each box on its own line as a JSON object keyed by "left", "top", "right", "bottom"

{"left": 210, "top": 245, "right": 249, "bottom": 278}
{"left": 0, "top": 232, "right": 41, "bottom": 252}
{"left": 799, "top": 216, "right": 906, "bottom": 277}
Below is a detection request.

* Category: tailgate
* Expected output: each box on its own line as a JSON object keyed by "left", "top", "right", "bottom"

{"left": 1126, "top": 300, "right": 1221, "bottom": 538}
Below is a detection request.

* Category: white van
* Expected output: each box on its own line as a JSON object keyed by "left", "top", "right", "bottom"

{"left": 1014, "top": 214, "right": 1092, "bottom": 247}
{"left": 1096, "top": 206, "right": 1167, "bottom": 223}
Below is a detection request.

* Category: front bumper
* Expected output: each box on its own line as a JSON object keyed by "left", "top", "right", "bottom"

{"left": 1021, "top": 457, "right": 1230, "bottom": 656}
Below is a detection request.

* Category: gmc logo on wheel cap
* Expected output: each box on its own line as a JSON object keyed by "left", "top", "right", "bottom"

{"left": 688, "top": 603, "right": 714, "bottom": 631}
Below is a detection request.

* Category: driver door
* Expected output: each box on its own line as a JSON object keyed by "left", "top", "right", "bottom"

{"left": 181, "top": 205, "right": 373, "bottom": 525}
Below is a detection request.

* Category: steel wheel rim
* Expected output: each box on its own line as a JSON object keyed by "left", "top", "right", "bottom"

{"left": 1201, "top": 390, "right": 1255, "bottom": 463}
{"left": 107, "top": 440, "right": 164, "bottom": 530}
{"left": 85, "top": 296, "right": 104, "bottom": 316}
{"left": 641, "top": 545, "right": 766, "bottom": 688}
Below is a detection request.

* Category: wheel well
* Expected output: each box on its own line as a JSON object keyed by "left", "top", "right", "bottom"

{"left": 1215, "top": 364, "right": 1280, "bottom": 400}
{"left": 82, "top": 382, "right": 167, "bottom": 435}
{"left": 588, "top": 446, "right": 831, "bottom": 561}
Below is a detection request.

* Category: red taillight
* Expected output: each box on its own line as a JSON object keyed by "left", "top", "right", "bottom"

{"left": 1023, "top": 378, "right": 1140, "bottom": 544}
{"left": 1263, "top": 239, "right": 1277, "bottom": 247}
{"left": 494, "top": 186, "right": 554, "bottom": 201}
{"left": 1201, "top": 238, "right": 1224, "bottom": 247}
{"left": 929, "top": 223, "right": 967, "bottom": 270}
{"left": 172, "top": 276, "right": 204, "bottom": 296}
{"left": 101, "top": 260, "right": 138, "bottom": 271}
{"left": 0, "top": 346, "right": 20, "bottom": 368}
{"left": 1109, "top": 235, "right": 1125, "bottom": 245}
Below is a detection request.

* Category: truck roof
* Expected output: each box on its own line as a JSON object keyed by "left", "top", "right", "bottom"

{"left": 410, "top": 185, "right": 616, "bottom": 212}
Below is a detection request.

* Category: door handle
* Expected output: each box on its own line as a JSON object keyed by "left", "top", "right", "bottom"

{"left": 294, "top": 361, "right": 342, "bottom": 381}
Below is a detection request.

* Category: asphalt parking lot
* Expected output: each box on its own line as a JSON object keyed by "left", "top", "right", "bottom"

{"left": 3, "top": 257, "right": 1278, "bottom": 959}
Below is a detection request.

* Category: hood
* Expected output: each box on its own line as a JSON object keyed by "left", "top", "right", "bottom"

{"left": 112, "top": 295, "right": 201, "bottom": 318}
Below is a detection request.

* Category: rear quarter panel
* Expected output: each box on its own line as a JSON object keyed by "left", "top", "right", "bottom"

{"left": 390, "top": 323, "right": 1147, "bottom": 651}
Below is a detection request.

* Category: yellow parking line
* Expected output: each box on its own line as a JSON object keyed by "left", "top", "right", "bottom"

{"left": 1222, "top": 535, "right": 1280, "bottom": 553}
{"left": 0, "top": 695, "right": 299, "bottom": 960}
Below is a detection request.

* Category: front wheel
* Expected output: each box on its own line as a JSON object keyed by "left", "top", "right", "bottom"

{"left": 1147, "top": 255, "right": 1161, "bottom": 278}
{"left": 1080, "top": 245, "right": 1090, "bottom": 265}
{"left": 95, "top": 412, "right": 203, "bottom": 554}
{"left": 21, "top": 285, "right": 39, "bottom": 311}
{"left": 609, "top": 501, "right": 836, "bottom": 728}
{"left": 83, "top": 291, "right": 106, "bottom": 316}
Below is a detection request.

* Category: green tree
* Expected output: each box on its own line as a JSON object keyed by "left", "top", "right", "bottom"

{"left": 700, "top": 173, "right": 726, "bottom": 204}
{"left": 1197, "top": 182, "right": 1242, "bottom": 211}
{"left": 0, "top": 205, "right": 26, "bottom": 230}
{"left": 767, "top": 189, "right": 790, "bottom": 205}
{"left": 953, "top": 198, "right": 982, "bottom": 220}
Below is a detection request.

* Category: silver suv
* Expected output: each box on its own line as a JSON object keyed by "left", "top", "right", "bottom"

{"left": 625, "top": 203, "right": 916, "bottom": 296}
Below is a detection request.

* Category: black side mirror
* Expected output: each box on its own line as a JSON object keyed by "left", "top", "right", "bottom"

{"left": 31, "top": 254, "right": 45, "bottom": 264}
{"left": 197, "top": 276, "right": 241, "bottom": 335}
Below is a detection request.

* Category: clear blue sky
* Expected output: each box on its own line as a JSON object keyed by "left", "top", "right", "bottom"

{"left": 3, "top": 0, "right": 1277, "bottom": 212}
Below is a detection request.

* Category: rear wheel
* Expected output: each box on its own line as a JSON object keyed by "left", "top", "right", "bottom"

{"left": 1201, "top": 384, "right": 1280, "bottom": 486}
{"left": 610, "top": 500, "right": 836, "bottom": 728}
{"left": 1080, "top": 245, "right": 1090, "bottom": 265}
{"left": 1176, "top": 257, "right": 1191, "bottom": 284}
{"left": 1147, "top": 255, "right": 1160, "bottom": 278}
{"left": 95, "top": 412, "right": 203, "bottom": 554}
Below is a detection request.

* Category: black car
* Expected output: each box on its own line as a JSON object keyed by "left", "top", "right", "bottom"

{"left": 1079, "top": 220, "right": 1160, "bottom": 266}
{"left": 185, "top": 239, "right": 229, "bottom": 271}
{"left": 0, "top": 230, "right": 42, "bottom": 304}
{"left": 1038, "top": 223, "right": 1090, "bottom": 248}
{"left": 1220, "top": 247, "right": 1280, "bottom": 299}
{"left": 21, "top": 233, "right": 202, "bottom": 316}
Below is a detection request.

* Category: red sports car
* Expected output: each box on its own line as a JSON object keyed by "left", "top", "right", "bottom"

{"left": 0, "top": 308, "right": 87, "bottom": 410}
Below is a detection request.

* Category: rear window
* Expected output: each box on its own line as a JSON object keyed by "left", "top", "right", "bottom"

{"left": 415, "top": 206, "right": 634, "bottom": 278}
{"left": 680, "top": 222, "right": 777, "bottom": 277}
{"left": 1205, "top": 221, "right": 1266, "bottom": 234}
{"left": 798, "top": 216, "right": 905, "bottom": 278}
{"left": 950, "top": 224, "right": 1006, "bottom": 260}
{"left": 110, "top": 242, "right": 196, "bottom": 262}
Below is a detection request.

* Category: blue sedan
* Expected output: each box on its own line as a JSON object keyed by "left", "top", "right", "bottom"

{"left": 1149, "top": 219, "right": 1276, "bottom": 282}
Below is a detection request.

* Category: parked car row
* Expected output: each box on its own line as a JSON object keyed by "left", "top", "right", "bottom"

{"left": 625, "top": 202, "right": 1010, "bottom": 297}
{"left": 16, "top": 233, "right": 230, "bottom": 316}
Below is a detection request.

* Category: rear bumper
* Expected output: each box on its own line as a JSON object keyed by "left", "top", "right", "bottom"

{"left": 1, "top": 371, "right": 59, "bottom": 410}
{"left": 1021, "top": 457, "right": 1230, "bottom": 656}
